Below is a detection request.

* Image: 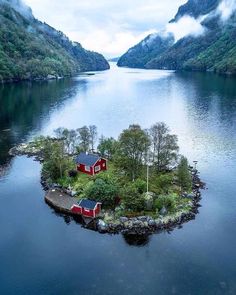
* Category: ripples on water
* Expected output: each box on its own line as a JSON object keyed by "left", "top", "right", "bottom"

{"left": 0, "top": 64, "right": 236, "bottom": 294}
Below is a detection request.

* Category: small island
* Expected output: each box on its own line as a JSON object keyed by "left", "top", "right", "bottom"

{"left": 10, "top": 123, "right": 204, "bottom": 235}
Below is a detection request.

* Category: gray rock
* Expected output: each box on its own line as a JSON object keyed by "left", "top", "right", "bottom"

{"left": 97, "top": 219, "right": 107, "bottom": 232}
{"left": 47, "top": 74, "right": 56, "bottom": 80}
{"left": 186, "top": 193, "right": 195, "bottom": 199}
{"left": 120, "top": 217, "right": 128, "bottom": 223}
{"left": 133, "top": 220, "right": 142, "bottom": 226}
{"left": 148, "top": 219, "right": 156, "bottom": 226}
{"left": 137, "top": 216, "right": 147, "bottom": 221}
{"left": 143, "top": 221, "right": 148, "bottom": 227}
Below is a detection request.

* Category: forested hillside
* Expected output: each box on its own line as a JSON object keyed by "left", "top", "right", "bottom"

{"left": 0, "top": 0, "right": 109, "bottom": 83}
{"left": 118, "top": 0, "right": 236, "bottom": 75}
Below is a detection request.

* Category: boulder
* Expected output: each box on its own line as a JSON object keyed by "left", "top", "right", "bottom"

{"left": 47, "top": 74, "right": 56, "bottom": 80}
{"left": 97, "top": 219, "right": 107, "bottom": 232}
{"left": 148, "top": 219, "right": 156, "bottom": 226}
{"left": 186, "top": 193, "right": 195, "bottom": 199}
{"left": 120, "top": 217, "right": 128, "bottom": 223}
{"left": 137, "top": 216, "right": 147, "bottom": 221}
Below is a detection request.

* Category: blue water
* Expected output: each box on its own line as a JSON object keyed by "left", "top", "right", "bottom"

{"left": 0, "top": 64, "right": 236, "bottom": 294}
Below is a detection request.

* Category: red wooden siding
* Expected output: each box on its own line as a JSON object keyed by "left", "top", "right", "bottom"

{"left": 81, "top": 207, "right": 94, "bottom": 217}
{"left": 71, "top": 203, "right": 101, "bottom": 217}
{"left": 93, "top": 158, "right": 107, "bottom": 174}
{"left": 77, "top": 158, "right": 107, "bottom": 176}
{"left": 71, "top": 205, "right": 82, "bottom": 214}
{"left": 77, "top": 163, "right": 93, "bottom": 175}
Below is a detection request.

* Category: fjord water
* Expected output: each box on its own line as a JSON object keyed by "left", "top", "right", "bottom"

{"left": 0, "top": 63, "right": 236, "bottom": 295}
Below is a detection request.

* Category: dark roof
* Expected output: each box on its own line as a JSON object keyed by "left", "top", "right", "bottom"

{"left": 78, "top": 199, "right": 100, "bottom": 210}
{"left": 75, "top": 152, "right": 100, "bottom": 166}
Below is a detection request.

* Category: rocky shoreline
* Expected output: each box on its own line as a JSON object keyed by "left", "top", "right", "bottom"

{"left": 9, "top": 142, "right": 205, "bottom": 235}
{"left": 96, "top": 174, "right": 203, "bottom": 235}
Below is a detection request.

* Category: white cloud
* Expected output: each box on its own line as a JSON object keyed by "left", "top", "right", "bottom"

{"left": 165, "top": 15, "right": 206, "bottom": 41}
{"left": 24, "top": 0, "right": 186, "bottom": 57}
{"left": 217, "top": 0, "right": 236, "bottom": 21}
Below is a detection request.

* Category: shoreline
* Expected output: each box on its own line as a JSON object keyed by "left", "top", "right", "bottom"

{"left": 9, "top": 143, "right": 205, "bottom": 236}
{"left": 44, "top": 187, "right": 202, "bottom": 235}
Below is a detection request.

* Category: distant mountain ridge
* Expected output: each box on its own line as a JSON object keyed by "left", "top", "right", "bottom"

{"left": 118, "top": 0, "right": 236, "bottom": 75}
{"left": 0, "top": 0, "right": 109, "bottom": 83}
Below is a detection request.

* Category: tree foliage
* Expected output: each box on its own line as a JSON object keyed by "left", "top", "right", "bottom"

{"left": 149, "top": 122, "right": 179, "bottom": 172}
{"left": 84, "top": 176, "right": 119, "bottom": 207}
{"left": 0, "top": 2, "right": 109, "bottom": 82}
{"left": 122, "top": 184, "right": 145, "bottom": 211}
{"left": 42, "top": 141, "right": 73, "bottom": 181}
{"left": 177, "top": 156, "right": 192, "bottom": 192}
{"left": 97, "top": 136, "right": 117, "bottom": 159}
{"left": 115, "top": 124, "right": 150, "bottom": 181}
{"left": 117, "top": 1, "right": 236, "bottom": 75}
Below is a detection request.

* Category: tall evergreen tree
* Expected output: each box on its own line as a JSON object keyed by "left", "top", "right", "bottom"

{"left": 177, "top": 156, "right": 192, "bottom": 192}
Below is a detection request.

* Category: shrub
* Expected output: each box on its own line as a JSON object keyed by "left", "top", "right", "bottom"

{"left": 152, "top": 173, "right": 173, "bottom": 194}
{"left": 154, "top": 193, "right": 179, "bottom": 212}
{"left": 84, "top": 178, "right": 119, "bottom": 207}
{"left": 122, "top": 184, "right": 145, "bottom": 212}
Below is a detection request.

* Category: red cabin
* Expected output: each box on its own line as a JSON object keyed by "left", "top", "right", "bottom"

{"left": 75, "top": 152, "right": 107, "bottom": 176}
{"left": 71, "top": 199, "right": 102, "bottom": 218}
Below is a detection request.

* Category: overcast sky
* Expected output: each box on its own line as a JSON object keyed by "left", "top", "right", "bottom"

{"left": 24, "top": 0, "right": 187, "bottom": 57}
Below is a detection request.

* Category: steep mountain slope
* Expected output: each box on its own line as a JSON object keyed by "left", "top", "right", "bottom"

{"left": 170, "top": 0, "right": 220, "bottom": 21}
{"left": 117, "top": 33, "right": 174, "bottom": 68}
{"left": 118, "top": 0, "right": 236, "bottom": 75}
{"left": 0, "top": 0, "right": 109, "bottom": 82}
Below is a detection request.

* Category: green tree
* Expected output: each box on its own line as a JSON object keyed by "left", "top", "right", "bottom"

{"left": 97, "top": 136, "right": 117, "bottom": 159}
{"left": 89, "top": 125, "right": 97, "bottom": 152}
{"left": 42, "top": 141, "right": 72, "bottom": 181}
{"left": 77, "top": 126, "right": 90, "bottom": 152}
{"left": 155, "top": 173, "right": 173, "bottom": 194}
{"left": 177, "top": 156, "right": 192, "bottom": 191}
{"left": 115, "top": 124, "right": 150, "bottom": 181}
{"left": 84, "top": 178, "right": 119, "bottom": 207}
{"left": 149, "top": 122, "right": 179, "bottom": 172}
{"left": 54, "top": 128, "right": 79, "bottom": 154}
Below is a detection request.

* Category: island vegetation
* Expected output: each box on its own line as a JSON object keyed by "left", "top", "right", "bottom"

{"left": 11, "top": 122, "right": 204, "bottom": 233}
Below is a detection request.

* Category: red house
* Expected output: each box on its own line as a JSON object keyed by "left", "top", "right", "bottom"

{"left": 71, "top": 199, "right": 102, "bottom": 218}
{"left": 75, "top": 152, "right": 107, "bottom": 176}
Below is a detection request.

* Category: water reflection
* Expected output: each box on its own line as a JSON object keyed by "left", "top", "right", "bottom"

{"left": 122, "top": 234, "right": 151, "bottom": 246}
{"left": 0, "top": 79, "right": 87, "bottom": 166}
{"left": 1, "top": 66, "right": 236, "bottom": 294}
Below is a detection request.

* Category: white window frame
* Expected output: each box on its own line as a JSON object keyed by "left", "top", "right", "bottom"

{"left": 95, "top": 165, "right": 101, "bottom": 172}
{"left": 85, "top": 165, "right": 90, "bottom": 172}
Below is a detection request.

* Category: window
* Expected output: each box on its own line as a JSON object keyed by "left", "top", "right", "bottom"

{"left": 95, "top": 165, "right": 101, "bottom": 172}
{"left": 102, "top": 163, "right": 106, "bottom": 167}
{"left": 85, "top": 166, "right": 90, "bottom": 172}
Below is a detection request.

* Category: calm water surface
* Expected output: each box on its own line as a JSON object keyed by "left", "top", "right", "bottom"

{"left": 0, "top": 64, "right": 236, "bottom": 295}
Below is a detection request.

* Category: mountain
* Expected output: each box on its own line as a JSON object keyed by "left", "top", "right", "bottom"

{"left": 0, "top": 0, "right": 109, "bottom": 83}
{"left": 117, "top": 33, "right": 174, "bottom": 68}
{"left": 118, "top": 0, "right": 236, "bottom": 75}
